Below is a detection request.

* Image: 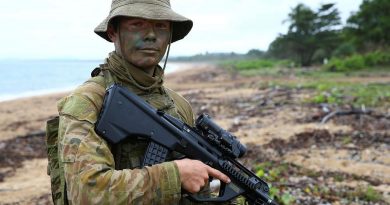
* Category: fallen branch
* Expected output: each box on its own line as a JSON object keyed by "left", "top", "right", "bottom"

{"left": 320, "top": 109, "right": 372, "bottom": 124}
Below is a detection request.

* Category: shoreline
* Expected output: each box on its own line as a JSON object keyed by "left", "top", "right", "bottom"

{"left": 0, "top": 87, "right": 74, "bottom": 103}
{"left": 0, "top": 62, "right": 209, "bottom": 103}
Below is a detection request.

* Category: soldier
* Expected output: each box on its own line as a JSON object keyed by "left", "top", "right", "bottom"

{"left": 55, "top": 0, "right": 230, "bottom": 204}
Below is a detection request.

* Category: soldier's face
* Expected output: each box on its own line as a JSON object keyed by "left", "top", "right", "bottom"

{"left": 109, "top": 17, "right": 171, "bottom": 73}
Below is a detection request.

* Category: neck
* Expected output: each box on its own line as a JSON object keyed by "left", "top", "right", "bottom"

{"left": 142, "top": 66, "right": 155, "bottom": 76}
{"left": 106, "top": 52, "right": 164, "bottom": 91}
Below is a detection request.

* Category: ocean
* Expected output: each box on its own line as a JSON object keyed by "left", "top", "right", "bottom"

{"left": 0, "top": 60, "right": 194, "bottom": 102}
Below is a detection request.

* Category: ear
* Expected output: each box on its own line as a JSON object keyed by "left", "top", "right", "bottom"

{"left": 107, "top": 24, "right": 117, "bottom": 42}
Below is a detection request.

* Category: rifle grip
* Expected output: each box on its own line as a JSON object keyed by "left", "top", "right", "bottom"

{"left": 142, "top": 142, "right": 168, "bottom": 166}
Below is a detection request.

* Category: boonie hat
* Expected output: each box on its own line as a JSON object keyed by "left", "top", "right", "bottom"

{"left": 94, "top": 0, "right": 193, "bottom": 43}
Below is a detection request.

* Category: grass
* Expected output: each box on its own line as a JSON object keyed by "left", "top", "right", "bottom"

{"left": 251, "top": 161, "right": 384, "bottom": 204}
{"left": 303, "top": 82, "right": 390, "bottom": 107}
{"left": 254, "top": 162, "right": 296, "bottom": 205}
{"left": 258, "top": 79, "right": 390, "bottom": 107}
{"left": 346, "top": 186, "right": 383, "bottom": 202}
{"left": 221, "top": 59, "right": 390, "bottom": 108}
{"left": 323, "top": 50, "right": 390, "bottom": 72}
{"left": 220, "top": 59, "right": 295, "bottom": 77}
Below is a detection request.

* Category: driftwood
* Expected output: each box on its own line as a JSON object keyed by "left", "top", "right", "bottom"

{"left": 320, "top": 108, "right": 373, "bottom": 124}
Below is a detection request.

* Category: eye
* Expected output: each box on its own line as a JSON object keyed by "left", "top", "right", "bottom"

{"left": 155, "top": 22, "right": 170, "bottom": 30}
{"left": 129, "top": 20, "right": 145, "bottom": 28}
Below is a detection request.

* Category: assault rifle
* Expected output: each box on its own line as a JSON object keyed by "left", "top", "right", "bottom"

{"left": 95, "top": 84, "right": 278, "bottom": 205}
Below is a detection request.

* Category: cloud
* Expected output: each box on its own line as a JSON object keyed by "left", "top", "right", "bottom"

{"left": 0, "top": 0, "right": 362, "bottom": 59}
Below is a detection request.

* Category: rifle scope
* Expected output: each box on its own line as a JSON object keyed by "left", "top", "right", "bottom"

{"left": 196, "top": 113, "right": 247, "bottom": 158}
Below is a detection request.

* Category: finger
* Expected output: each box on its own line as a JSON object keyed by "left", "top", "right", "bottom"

{"left": 203, "top": 177, "right": 209, "bottom": 187}
{"left": 192, "top": 185, "right": 201, "bottom": 193}
{"left": 206, "top": 166, "right": 231, "bottom": 183}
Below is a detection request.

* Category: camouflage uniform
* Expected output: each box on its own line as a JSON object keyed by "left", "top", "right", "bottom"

{"left": 54, "top": 0, "right": 223, "bottom": 204}
{"left": 57, "top": 52, "right": 200, "bottom": 204}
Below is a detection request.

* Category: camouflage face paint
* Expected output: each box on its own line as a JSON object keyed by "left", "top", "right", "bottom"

{"left": 117, "top": 17, "right": 171, "bottom": 74}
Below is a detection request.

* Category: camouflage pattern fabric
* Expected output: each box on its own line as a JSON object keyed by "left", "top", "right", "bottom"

{"left": 56, "top": 53, "right": 210, "bottom": 204}
{"left": 46, "top": 116, "right": 66, "bottom": 204}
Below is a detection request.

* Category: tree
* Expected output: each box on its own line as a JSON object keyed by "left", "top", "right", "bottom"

{"left": 268, "top": 3, "right": 342, "bottom": 66}
{"left": 268, "top": 35, "right": 295, "bottom": 59}
{"left": 284, "top": 4, "right": 317, "bottom": 66}
{"left": 346, "top": 0, "right": 390, "bottom": 50}
{"left": 246, "top": 49, "right": 265, "bottom": 58}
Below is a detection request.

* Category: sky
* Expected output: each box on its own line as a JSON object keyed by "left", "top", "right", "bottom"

{"left": 0, "top": 0, "right": 362, "bottom": 60}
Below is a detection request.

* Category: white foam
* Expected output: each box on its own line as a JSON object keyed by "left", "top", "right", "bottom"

{"left": 0, "top": 62, "right": 205, "bottom": 102}
{"left": 0, "top": 86, "right": 76, "bottom": 102}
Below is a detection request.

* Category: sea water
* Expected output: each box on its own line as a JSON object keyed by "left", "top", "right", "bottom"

{"left": 0, "top": 60, "right": 194, "bottom": 102}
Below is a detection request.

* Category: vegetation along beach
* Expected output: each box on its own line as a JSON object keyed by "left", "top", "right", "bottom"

{"left": 1, "top": 0, "right": 389, "bottom": 204}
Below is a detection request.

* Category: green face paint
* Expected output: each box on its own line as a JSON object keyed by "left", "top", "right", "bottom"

{"left": 118, "top": 17, "right": 171, "bottom": 74}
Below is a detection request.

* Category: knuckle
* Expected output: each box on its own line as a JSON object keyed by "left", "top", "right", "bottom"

{"left": 202, "top": 172, "right": 209, "bottom": 179}
{"left": 200, "top": 179, "right": 206, "bottom": 186}
{"left": 193, "top": 186, "right": 200, "bottom": 193}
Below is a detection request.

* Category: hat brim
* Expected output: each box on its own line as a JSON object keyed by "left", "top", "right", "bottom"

{"left": 94, "top": 3, "right": 193, "bottom": 43}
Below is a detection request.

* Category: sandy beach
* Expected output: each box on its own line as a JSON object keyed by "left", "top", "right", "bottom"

{"left": 0, "top": 63, "right": 389, "bottom": 204}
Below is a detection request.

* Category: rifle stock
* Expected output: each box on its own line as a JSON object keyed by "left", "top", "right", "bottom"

{"left": 95, "top": 84, "right": 278, "bottom": 205}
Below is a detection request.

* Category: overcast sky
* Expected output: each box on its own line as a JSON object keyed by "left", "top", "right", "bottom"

{"left": 0, "top": 0, "right": 362, "bottom": 60}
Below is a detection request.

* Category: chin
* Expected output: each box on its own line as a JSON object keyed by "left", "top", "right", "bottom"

{"left": 140, "top": 59, "right": 160, "bottom": 67}
{"left": 136, "top": 61, "right": 159, "bottom": 69}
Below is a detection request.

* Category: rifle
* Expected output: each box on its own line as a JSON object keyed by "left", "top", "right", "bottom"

{"left": 95, "top": 84, "right": 278, "bottom": 205}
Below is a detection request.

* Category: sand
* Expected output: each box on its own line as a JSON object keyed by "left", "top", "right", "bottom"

{"left": 0, "top": 63, "right": 389, "bottom": 204}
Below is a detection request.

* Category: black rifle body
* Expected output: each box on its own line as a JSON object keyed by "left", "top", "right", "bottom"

{"left": 95, "top": 85, "right": 277, "bottom": 205}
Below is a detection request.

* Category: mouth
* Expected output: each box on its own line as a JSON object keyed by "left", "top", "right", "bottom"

{"left": 139, "top": 47, "right": 159, "bottom": 54}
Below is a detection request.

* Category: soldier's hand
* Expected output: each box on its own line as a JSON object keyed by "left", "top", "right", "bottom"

{"left": 174, "top": 159, "right": 231, "bottom": 193}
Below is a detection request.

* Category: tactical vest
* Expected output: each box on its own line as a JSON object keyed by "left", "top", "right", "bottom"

{"left": 46, "top": 69, "right": 191, "bottom": 204}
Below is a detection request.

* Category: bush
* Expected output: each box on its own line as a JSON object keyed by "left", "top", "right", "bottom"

{"left": 324, "top": 50, "right": 390, "bottom": 72}
{"left": 332, "top": 42, "right": 356, "bottom": 57}
{"left": 324, "top": 55, "right": 364, "bottom": 72}
{"left": 364, "top": 50, "right": 390, "bottom": 66}
{"left": 343, "top": 54, "right": 365, "bottom": 70}
{"left": 234, "top": 60, "right": 275, "bottom": 70}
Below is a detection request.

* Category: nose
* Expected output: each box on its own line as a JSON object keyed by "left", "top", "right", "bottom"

{"left": 144, "top": 24, "right": 156, "bottom": 42}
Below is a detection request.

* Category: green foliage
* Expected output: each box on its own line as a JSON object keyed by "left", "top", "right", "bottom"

{"left": 364, "top": 186, "right": 383, "bottom": 202}
{"left": 348, "top": 186, "right": 383, "bottom": 202}
{"left": 254, "top": 162, "right": 296, "bottom": 205}
{"left": 246, "top": 49, "right": 266, "bottom": 58}
{"left": 342, "top": 136, "right": 352, "bottom": 145}
{"left": 364, "top": 50, "right": 390, "bottom": 66}
{"left": 267, "top": 0, "right": 390, "bottom": 66}
{"left": 221, "top": 59, "right": 296, "bottom": 73}
{"left": 280, "top": 193, "right": 295, "bottom": 205}
{"left": 268, "top": 3, "right": 341, "bottom": 66}
{"left": 252, "top": 161, "right": 385, "bottom": 204}
{"left": 346, "top": 0, "right": 390, "bottom": 48}
{"left": 254, "top": 162, "right": 290, "bottom": 182}
{"left": 324, "top": 50, "right": 390, "bottom": 71}
{"left": 331, "top": 42, "right": 356, "bottom": 57}
{"left": 309, "top": 84, "right": 344, "bottom": 104}
{"left": 234, "top": 60, "right": 275, "bottom": 70}
{"left": 333, "top": 174, "right": 345, "bottom": 182}
{"left": 269, "top": 186, "right": 280, "bottom": 200}
{"left": 343, "top": 54, "right": 366, "bottom": 70}
{"left": 304, "top": 81, "right": 390, "bottom": 107}
{"left": 271, "top": 74, "right": 390, "bottom": 107}
{"left": 220, "top": 59, "right": 297, "bottom": 77}
{"left": 287, "top": 4, "right": 317, "bottom": 34}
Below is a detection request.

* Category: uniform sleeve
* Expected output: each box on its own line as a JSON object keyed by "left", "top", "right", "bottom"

{"left": 58, "top": 93, "right": 182, "bottom": 204}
